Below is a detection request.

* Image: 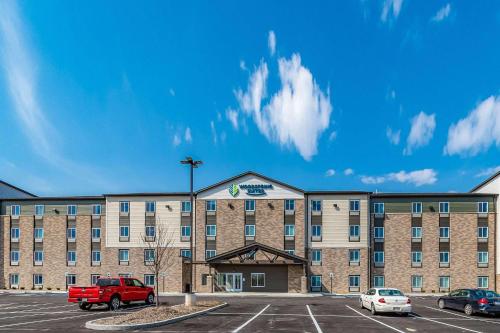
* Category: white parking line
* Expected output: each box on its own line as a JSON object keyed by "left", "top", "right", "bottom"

{"left": 232, "top": 304, "right": 270, "bottom": 333}
{"left": 306, "top": 305, "right": 323, "bottom": 333}
{"left": 423, "top": 306, "right": 500, "bottom": 325}
{"left": 0, "top": 313, "right": 102, "bottom": 328}
{"left": 409, "top": 314, "right": 484, "bottom": 333}
{"left": 345, "top": 305, "right": 406, "bottom": 333}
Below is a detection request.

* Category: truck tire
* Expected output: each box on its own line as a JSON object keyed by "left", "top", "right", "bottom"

{"left": 145, "top": 293, "right": 155, "bottom": 305}
{"left": 109, "top": 296, "right": 121, "bottom": 311}
{"left": 79, "top": 303, "right": 92, "bottom": 311}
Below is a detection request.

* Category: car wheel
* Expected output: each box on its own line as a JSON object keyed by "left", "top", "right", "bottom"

{"left": 146, "top": 293, "right": 155, "bottom": 305}
{"left": 438, "top": 299, "right": 446, "bottom": 309}
{"left": 401, "top": 313, "right": 409, "bottom": 317}
{"left": 371, "top": 303, "right": 377, "bottom": 315}
{"left": 464, "top": 304, "right": 473, "bottom": 316}
{"left": 109, "top": 296, "right": 120, "bottom": 311}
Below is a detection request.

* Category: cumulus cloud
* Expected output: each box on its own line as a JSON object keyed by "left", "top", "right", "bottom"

{"left": 239, "top": 60, "right": 247, "bottom": 71}
{"left": 381, "top": 0, "right": 403, "bottom": 23}
{"left": 431, "top": 3, "right": 451, "bottom": 22}
{"left": 386, "top": 127, "right": 401, "bottom": 145}
{"left": 210, "top": 121, "right": 218, "bottom": 144}
{"left": 325, "top": 169, "right": 335, "bottom": 177}
{"left": 444, "top": 96, "right": 500, "bottom": 156}
{"left": 344, "top": 168, "right": 354, "bottom": 176}
{"left": 361, "top": 168, "right": 437, "bottom": 187}
{"left": 476, "top": 166, "right": 500, "bottom": 178}
{"left": 184, "top": 127, "right": 192, "bottom": 143}
{"left": 268, "top": 30, "right": 276, "bottom": 56}
{"left": 172, "top": 134, "right": 181, "bottom": 147}
{"left": 226, "top": 108, "right": 239, "bottom": 130}
{"left": 404, "top": 111, "right": 436, "bottom": 155}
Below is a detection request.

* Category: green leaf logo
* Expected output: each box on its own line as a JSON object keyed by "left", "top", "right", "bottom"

{"left": 228, "top": 184, "right": 239, "bottom": 197}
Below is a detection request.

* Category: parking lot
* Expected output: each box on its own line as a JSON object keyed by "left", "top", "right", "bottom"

{"left": 0, "top": 293, "right": 499, "bottom": 332}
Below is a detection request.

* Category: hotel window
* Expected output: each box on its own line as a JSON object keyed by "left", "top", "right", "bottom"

{"left": 349, "top": 275, "right": 360, "bottom": 288}
{"left": 349, "top": 200, "right": 360, "bottom": 212}
{"left": 412, "top": 227, "right": 422, "bottom": 239}
{"left": 349, "top": 249, "right": 360, "bottom": 263}
{"left": 11, "top": 205, "right": 21, "bottom": 216}
{"left": 439, "top": 276, "right": 450, "bottom": 290}
{"left": 285, "top": 249, "right": 295, "bottom": 255}
{"left": 119, "top": 273, "right": 132, "bottom": 278}
{"left": 181, "top": 225, "right": 191, "bottom": 237}
{"left": 206, "top": 200, "right": 216, "bottom": 212}
{"left": 35, "top": 205, "right": 44, "bottom": 216}
{"left": 245, "top": 224, "right": 256, "bottom": 237}
{"left": 251, "top": 273, "right": 265, "bottom": 288}
{"left": 92, "top": 228, "right": 101, "bottom": 239}
{"left": 311, "top": 275, "right": 322, "bottom": 289}
{"left": 412, "top": 275, "right": 423, "bottom": 289}
{"left": 120, "top": 201, "right": 129, "bottom": 214}
{"left": 373, "top": 203, "right": 384, "bottom": 214}
{"left": 34, "top": 227, "right": 44, "bottom": 241}
{"left": 412, "top": 202, "right": 422, "bottom": 214}
{"left": 478, "top": 252, "right": 488, "bottom": 264}
{"left": 145, "top": 201, "right": 156, "bottom": 213}
{"left": 285, "top": 199, "right": 295, "bottom": 211}
{"left": 374, "top": 251, "right": 384, "bottom": 264}
{"left": 67, "top": 205, "right": 77, "bottom": 216}
{"left": 91, "top": 274, "right": 101, "bottom": 285}
{"left": 312, "top": 225, "right": 322, "bottom": 238}
{"left": 144, "top": 274, "right": 155, "bottom": 287}
{"left": 92, "top": 204, "right": 101, "bottom": 215}
{"left": 245, "top": 200, "right": 255, "bottom": 211}
{"left": 373, "top": 276, "right": 384, "bottom": 288}
{"left": 374, "top": 227, "right": 384, "bottom": 239}
{"left": 439, "top": 202, "right": 449, "bottom": 214}
{"left": 439, "top": 252, "right": 449, "bottom": 264}
{"left": 205, "top": 250, "right": 216, "bottom": 259}
{"left": 34, "top": 250, "right": 44, "bottom": 264}
{"left": 180, "top": 249, "right": 191, "bottom": 258}
{"left": 119, "top": 249, "right": 129, "bottom": 263}
{"left": 11, "top": 227, "right": 20, "bottom": 240}
{"left": 284, "top": 224, "right": 295, "bottom": 237}
{"left": 477, "top": 276, "right": 488, "bottom": 289}
{"left": 120, "top": 226, "right": 129, "bottom": 238}
{"left": 92, "top": 251, "right": 101, "bottom": 263}
{"left": 10, "top": 251, "right": 19, "bottom": 265}
{"left": 181, "top": 201, "right": 191, "bottom": 213}
{"left": 144, "top": 249, "right": 155, "bottom": 263}
{"left": 66, "top": 274, "right": 77, "bottom": 286}
{"left": 478, "top": 227, "right": 488, "bottom": 239}
{"left": 312, "top": 249, "right": 322, "bottom": 265}
{"left": 145, "top": 226, "right": 156, "bottom": 238}
{"left": 439, "top": 227, "right": 449, "bottom": 238}
{"left": 10, "top": 273, "right": 19, "bottom": 288}
{"left": 412, "top": 251, "right": 422, "bottom": 265}
{"left": 478, "top": 202, "right": 488, "bottom": 213}
{"left": 67, "top": 251, "right": 76, "bottom": 264}
{"left": 311, "top": 200, "right": 322, "bottom": 212}
{"left": 349, "top": 225, "right": 360, "bottom": 238}
{"left": 67, "top": 228, "right": 76, "bottom": 240}
{"left": 206, "top": 225, "right": 217, "bottom": 237}
{"left": 33, "top": 274, "right": 43, "bottom": 287}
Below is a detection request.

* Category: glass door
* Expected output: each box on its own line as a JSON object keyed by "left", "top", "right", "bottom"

{"left": 222, "top": 273, "right": 243, "bottom": 292}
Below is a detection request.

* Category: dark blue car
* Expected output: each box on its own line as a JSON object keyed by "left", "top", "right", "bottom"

{"left": 437, "top": 289, "right": 500, "bottom": 316}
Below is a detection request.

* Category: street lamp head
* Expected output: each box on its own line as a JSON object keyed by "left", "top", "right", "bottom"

{"left": 180, "top": 157, "right": 203, "bottom": 167}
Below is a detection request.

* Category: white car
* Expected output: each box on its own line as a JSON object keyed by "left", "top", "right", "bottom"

{"left": 360, "top": 288, "right": 412, "bottom": 316}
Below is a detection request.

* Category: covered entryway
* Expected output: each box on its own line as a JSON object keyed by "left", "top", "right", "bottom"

{"left": 205, "top": 242, "right": 308, "bottom": 293}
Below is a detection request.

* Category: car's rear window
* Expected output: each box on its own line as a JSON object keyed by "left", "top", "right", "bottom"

{"left": 96, "top": 278, "right": 120, "bottom": 287}
{"left": 475, "top": 290, "right": 498, "bottom": 298}
{"left": 378, "top": 289, "right": 404, "bottom": 296}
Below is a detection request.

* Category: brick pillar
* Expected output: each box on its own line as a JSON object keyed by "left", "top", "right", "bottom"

{"left": 301, "top": 276, "right": 308, "bottom": 293}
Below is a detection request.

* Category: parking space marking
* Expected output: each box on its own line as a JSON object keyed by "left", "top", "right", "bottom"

{"left": 423, "top": 306, "right": 500, "bottom": 325}
{"left": 409, "top": 314, "right": 484, "bottom": 333}
{"left": 0, "top": 313, "right": 104, "bottom": 329}
{"left": 232, "top": 304, "right": 270, "bottom": 333}
{"left": 306, "top": 304, "right": 323, "bottom": 333}
{"left": 345, "top": 305, "right": 406, "bottom": 333}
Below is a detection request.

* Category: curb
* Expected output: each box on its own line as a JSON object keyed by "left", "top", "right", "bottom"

{"left": 85, "top": 302, "right": 227, "bottom": 331}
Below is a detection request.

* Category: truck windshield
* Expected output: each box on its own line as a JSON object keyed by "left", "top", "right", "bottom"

{"left": 96, "top": 278, "right": 120, "bottom": 287}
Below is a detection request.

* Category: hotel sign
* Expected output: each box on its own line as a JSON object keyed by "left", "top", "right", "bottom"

{"left": 228, "top": 183, "right": 273, "bottom": 197}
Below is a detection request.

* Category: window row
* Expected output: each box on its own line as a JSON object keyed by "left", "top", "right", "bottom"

{"left": 373, "top": 202, "right": 489, "bottom": 214}
{"left": 311, "top": 249, "right": 362, "bottom": 265}
{"left": 372, "top": 251, "right": 489, "bottom": 265}
{"left": 118, "top": 201, "right": 192, "bottom": 214}
{"left": 10, "top": 204, "right": 102, "bottom": 216}
{"left": 373, "top": 226, "right": 488, "bottom": 239}
{"left": 310, "top": 275, "right": 361, "bottom": 289}
{"left": 373, "top": 275, "right": 490, "bottom": 290}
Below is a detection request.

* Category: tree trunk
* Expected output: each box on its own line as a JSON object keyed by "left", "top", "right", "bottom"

{"left": 155, "top": 273, "right": 160, "bottom": 307}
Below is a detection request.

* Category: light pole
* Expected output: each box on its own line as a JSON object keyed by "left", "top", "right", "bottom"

{"left": 180, "top": 157, "right": 202, "bottom": 305}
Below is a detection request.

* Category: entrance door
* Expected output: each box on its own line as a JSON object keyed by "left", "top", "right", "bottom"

{"left": 223, "top": 273, "right": 242, "bottom": 292}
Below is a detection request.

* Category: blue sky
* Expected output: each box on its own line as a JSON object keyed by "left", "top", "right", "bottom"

{"left": 0, "top": 0, "right": 499, "bottom": 196}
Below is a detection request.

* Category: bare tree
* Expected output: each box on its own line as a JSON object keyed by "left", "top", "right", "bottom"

{"left": 141, "top": 219, "right": 176, "bottom": 307}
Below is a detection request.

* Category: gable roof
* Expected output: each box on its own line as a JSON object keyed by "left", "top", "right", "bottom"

{"left": 470, "top": 171, "right": 500, "bottom": 193}
{"left": 205, "top": 242, "right": 307, "bottom": 263}
{"left": 0, "top": 180, "right": 36, "bottom": 198}
{"left": 196, "top": 171, "right": 304, "bottom": 194}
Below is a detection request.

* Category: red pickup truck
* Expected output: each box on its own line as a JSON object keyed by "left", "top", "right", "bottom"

{"left": 68, "top": 277, "right": 155, "bottom": 310}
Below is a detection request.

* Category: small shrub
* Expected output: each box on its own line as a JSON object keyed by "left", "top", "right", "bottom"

{"left": 20, "top": 287, "right": 25, "bottom": 290}
{"left": 47, "top": 287, "right": 52, "bottom": 290}
{"left": 56, "top": 287, "right": 60, "bottom": 291}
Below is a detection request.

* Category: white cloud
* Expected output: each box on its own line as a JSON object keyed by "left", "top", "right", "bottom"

{"left": 235, "top": 60, "right": 269, "bottom": 124}
{"left": 184, "top": 127, "right": 192, "bottom": 143}
{"left": 431, "top": 3, "right": 451, "bottom": 22}
{"left": 210, "top": 121, "right": 217, "bottom": 144}
{"left": 444, "top": 96, "right": 500, "bottom": 156}
{"left": 325, "top": 169, "right": 335, "bottom": 177}
{"left": 344, "top": 168, "right": 354, "bottom": 176}
{"left": 381, "top": 0, "right": 403, "bottom": 22}
{"left": 328, "top": 131, "right": 337, "bottom": 142}
{"left": 386, "top": 127, "right": 401, "bottom": 145}
{"left": 172, "top": 134, "right": 181, "bottom": 147}
{"left": 226, "top": 108, "right": 239, "bottom": 130}
{"left": 361, "top": 168, "right": 437, "bottom": 187}
{"left": 404, "top": 111, "right": 436, "bottom": 155}
{"left": 476, "top": 166, "right": 500, "bottom": 178}
{"left": 239, "top": 60, "right": 247, "bottom": 71}
{"left": 268, "top": 30, "right": 276, "bottom": 56}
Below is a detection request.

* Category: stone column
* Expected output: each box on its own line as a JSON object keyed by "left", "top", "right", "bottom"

{"left": 207, "top": 275, "right": 214, "bottom": 293}
{"left": 301, "top": 276, "right": 308, "bottom": 293}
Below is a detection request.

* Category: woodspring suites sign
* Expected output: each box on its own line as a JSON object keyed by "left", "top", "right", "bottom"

{"left": 228, "top": 183, "right": 274, "bottom": 197}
